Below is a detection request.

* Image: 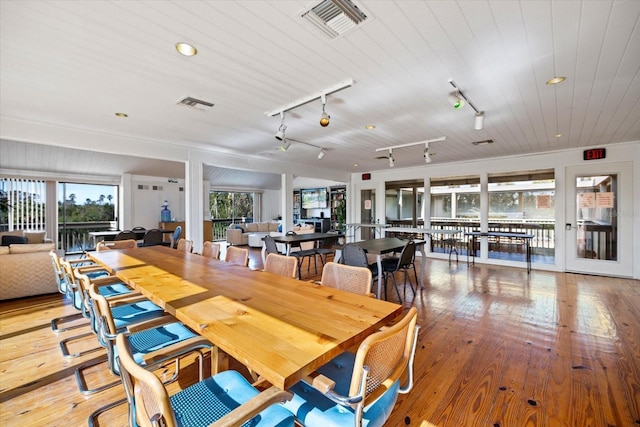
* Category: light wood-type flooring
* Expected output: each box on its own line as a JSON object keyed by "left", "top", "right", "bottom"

{"left": 1, "top": 247, "right": 639, "bottom": 426}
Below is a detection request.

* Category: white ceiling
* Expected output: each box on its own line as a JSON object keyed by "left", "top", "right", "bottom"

{"left": 1, "top": 0, "right": 639, "bottom": 179}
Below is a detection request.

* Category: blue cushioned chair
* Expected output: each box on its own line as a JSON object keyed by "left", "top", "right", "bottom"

{"left": 281, "top": 307, "right": 419, "bottom": 427}
{"left": 82, "top": 278, "right": 214, "bottom": 427}
{"left": 116, "top": 333, "right": 295, "bottom": 427}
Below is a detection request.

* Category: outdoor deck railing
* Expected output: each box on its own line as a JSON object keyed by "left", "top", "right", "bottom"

{"left": 385, "top": 218, "right": 555, "bottom": 258}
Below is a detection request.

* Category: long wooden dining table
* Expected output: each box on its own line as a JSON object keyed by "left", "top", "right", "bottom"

{"left": 87, "top": 245, "right": 403, "bottom": 390}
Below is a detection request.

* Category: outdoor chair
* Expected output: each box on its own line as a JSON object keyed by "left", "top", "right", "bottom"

{"left": 264, "top": 253, "right": 298, "bottom": 278}
{"left": 282, "top": 307, "right": 419, "bottom": 427}
{"left": 115, "top": 333, "right": 294, "bottom": 427}
{"left": 319, "top": 262, "right": 374, "bottom": 297}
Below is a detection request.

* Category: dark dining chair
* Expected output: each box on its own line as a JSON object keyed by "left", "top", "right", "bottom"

{"left": 286, "top": 231, "right": 318, "bottom": 279}
{"left": 381, "top": 240, "right": 417, "bottom": 303}
{"left": 115, "top": 230, "right": 137, "bottom": 241}
{"left": 140, "top": 229, "right": 163, "bottom": 247}
{"left": 341, "top": 243, "right": 378, "bottom": 281}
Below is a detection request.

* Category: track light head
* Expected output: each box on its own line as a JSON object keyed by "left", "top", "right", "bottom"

{"left": 279, "top": 139, "right": 291, "bottom": 152}
{"left": 388, "top": 149, "right": 394, "bottom": 168}
{"left": 275, "top": 112, "right": 286, "bottom": 140}
{"left": 449, "top": 91, "right": 465, "bottom": 109}
{"left": 474, "top": 111, "right": 485, "bottom": 130}
{"left": 320, "top": 111, "right": 330, "bottom": 127}
{"left": 317, "top": 148, "right": 325, "bottom": 160}
{"left": 424, "top": 143, "right": 432, "bottom": 164}
{"left": 319, "top": 94, "right": 330, "bottom": 127}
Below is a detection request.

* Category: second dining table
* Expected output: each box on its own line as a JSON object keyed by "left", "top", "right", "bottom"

{"left": 354, "top": 237, "right": 427, "bottom": 299}
{"left": 88, "top": 245, "right": 402, "bottom": 390}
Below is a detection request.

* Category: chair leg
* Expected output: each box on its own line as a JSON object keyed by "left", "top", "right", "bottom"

{"left": 60, "top": 331, "right": 102, "bottom": 358}
{"left": 390, "top": 272, "right": 403, "bottom": 304}
{"left": 51, "top": 312, "right": 87, "bottom": 333}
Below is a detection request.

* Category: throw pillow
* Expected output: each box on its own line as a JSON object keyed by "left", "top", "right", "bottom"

{"left": 25, "top": 231, "right": 46, "bottom": 244}
{"left": 277, "top": 224, "right": 282, "bottom": 232}
{"left": 2, "top": 235, "right": 28, "bottom": 246}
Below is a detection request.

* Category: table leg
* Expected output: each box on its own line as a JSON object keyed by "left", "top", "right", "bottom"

{"left": 285, "top": 243, "right": 291, "bottom": 256}
{"left": 418, "top": 244, "right": 426, "bottom": 288}
{"left": 261, "top": 245, "right": 267, "bottom": 267}
{"left": 376, "top": 254, "right": 383, "bottom": 299}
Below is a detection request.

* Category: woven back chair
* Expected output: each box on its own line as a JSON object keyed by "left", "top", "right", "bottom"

{"left": 320, "top": 262, "right": 373, "bottom": 297}
{"left": 96, "top": 239, "right": 137, "bottom": 252}
{"left": 176, "top": 238, "right": 193, "bottom": 253}
{"left": 202, "top": 241, "right": 221, "bottom": 260}
{"left": 116, "top": 333, "right": 294, "bottom": 427}
{"left": 264, "top": 253, "right": 298, "bottom": 278}
{"left": 283, "top": 307, "right": 419, "bottom": 427}
{"left": 225, "top": 246, "right": 249, "bottom": 267}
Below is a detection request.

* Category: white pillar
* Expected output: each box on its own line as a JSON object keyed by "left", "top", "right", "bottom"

{"left": 185, "top": 156, "right": 204, "bottom": 253}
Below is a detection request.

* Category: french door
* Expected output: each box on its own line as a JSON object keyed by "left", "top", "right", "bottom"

{"left": 565, "top": 162, "right": 633, "bottom": 277}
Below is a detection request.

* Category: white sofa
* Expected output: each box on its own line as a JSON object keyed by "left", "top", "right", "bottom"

{"left": 226, "top": 222, "right": 281, "bottom": 246}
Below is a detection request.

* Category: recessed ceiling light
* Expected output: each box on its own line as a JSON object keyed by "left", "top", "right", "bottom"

{"left": 353, "top": 164, "right": 358, "bottom": 167}
{"left": 115, "top": 112, "right": 128, "bottom": 118}
{"left": 554, "top": 133, "right": 563, "bottom": 138}
{"left": 365, "top": 125, "right": 375, "bottom": 130}
{"left": 175, "top": 42, "right": 197, "bottom": 56}
{"left": 546, "top": 76, "right": 566, "bottom": 85}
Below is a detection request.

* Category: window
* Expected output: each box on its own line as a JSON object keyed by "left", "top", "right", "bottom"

{"left": 487, "top": 170, "right": 555, "bottom": 263}
{"left": 58, "top": 182, "right": 118, "bottom": 253}
{"left": 209, "top": 191, "right": 256, "bottom": 240}
{"left": 0, "top": 178, "right": 46, "bottom": 231}
{"left": 430, "top": 176, "right": 480, "bottom": 221}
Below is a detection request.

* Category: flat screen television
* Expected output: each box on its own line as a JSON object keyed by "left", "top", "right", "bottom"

{"left": 301, "top": 187, "right": 328, "bottom": 209}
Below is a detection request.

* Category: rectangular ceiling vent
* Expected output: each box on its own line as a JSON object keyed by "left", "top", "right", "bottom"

{"left": 177, "top": 97, "right": 214, "bottom": 111}
{"left": 302, "top": 0, "right": 368, "bottom": 39}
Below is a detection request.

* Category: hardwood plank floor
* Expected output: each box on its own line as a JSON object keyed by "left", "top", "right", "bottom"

{"left": 1, "top": 247, "right": 639, "bottom": 426}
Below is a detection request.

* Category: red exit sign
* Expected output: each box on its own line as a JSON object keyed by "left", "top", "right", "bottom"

{"left": 583, "top": 148, "right": 606, "bottom": 161}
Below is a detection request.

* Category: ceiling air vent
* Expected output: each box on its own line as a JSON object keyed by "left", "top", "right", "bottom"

{"left": 471, "top": 139, "right": 494, "bottom": 146}
{"left": 177, "top": 97, "right": 214, "bottom": 111}
{"left": 302, "top": 0, "right": 368, "bottom": 39}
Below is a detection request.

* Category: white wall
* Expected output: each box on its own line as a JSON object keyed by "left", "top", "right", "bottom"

{"left": 129, "top": 175, "right": 185, "bottom": 230}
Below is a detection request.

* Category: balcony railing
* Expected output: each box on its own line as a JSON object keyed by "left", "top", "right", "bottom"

{"left": 385, "top": 218, "right": 555, "bottom": 264}
{"left": 58, "top": 221, "right": 117, "bottom": 254}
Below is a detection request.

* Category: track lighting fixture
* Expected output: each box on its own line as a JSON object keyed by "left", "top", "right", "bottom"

{"left": 449, "top": 80, "right": 485, "bottom": 130}
{"left": 376, "top": 136, "right": 446, "bottom": 167}
{"left": 317, "top": 148, "right": 325, "bottom": 160}
{"left": 319, "top": 94, "right": 330, "bottom": 127}
{"left": 265, "top": 79, "right": 354, "bottom": 117}
{"left": 424, "top": 143, "right": 432, "bottom": 164}
{"left": 449, "top": 91, "right": 465, "bottom": 109}
{"left": 279, "top": 139, "right": 291, "bottom": 152}
{"left": 275, "top": 112, "right": 286, "bottom": 141}
{"left": 474, "top": 112, "right": 485, "bottom": 130}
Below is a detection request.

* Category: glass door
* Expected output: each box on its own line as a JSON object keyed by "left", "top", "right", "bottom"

{"left": 565, "top": 162, "right": 633, "bottom": 276}
{"left": 360, "top": 189, "right": 375, "bottom": 240}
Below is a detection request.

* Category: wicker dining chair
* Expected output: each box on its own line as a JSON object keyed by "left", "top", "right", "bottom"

{"left": 319, "top": 262, "right": 374, "bottom": 297}
{"left": 202, "top": 241, "right": 222, "bottom": 260}
{"left": 225, "top": 246, "right": 249, "bottom": 267}
{"left": 96, "top": 239, "right": 137, "bottom": 252}
{"left": 264, "top": 253, "right": 298, "bottom": 278}
{"left": 115, "top": 333, "right": 294, "bottom": 427}
{"left": 282, "top": 307, "right": 419, "bottom": 427}
{"left": 176, "top": 238, "right": 193, "bottom": 253}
